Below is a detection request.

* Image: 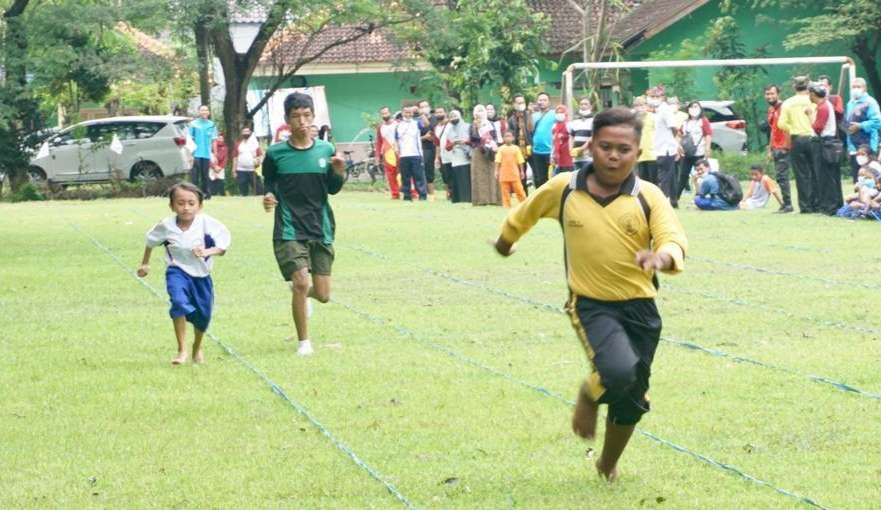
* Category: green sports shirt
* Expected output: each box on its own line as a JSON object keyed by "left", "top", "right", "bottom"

{"left": 263, "top": 139, "right": 344, "bottom": 244}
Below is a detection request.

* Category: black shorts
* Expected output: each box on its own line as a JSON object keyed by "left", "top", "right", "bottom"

{"left": 565, "top": 294, "right": 662, "bottom": 425}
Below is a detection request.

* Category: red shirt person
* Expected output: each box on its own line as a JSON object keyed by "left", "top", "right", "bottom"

{"left": 552, "top": 105, "right": 574, "bottom": 173}
{"left": 764, "top": 84, "right": 794, "bottom": 212}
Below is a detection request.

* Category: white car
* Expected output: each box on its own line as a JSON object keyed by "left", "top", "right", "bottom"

{"left": 698, "top": 101, "right": 748, "bottom": 154}
{"left": 29, "top": 116, "right": 191, "bottom": 186}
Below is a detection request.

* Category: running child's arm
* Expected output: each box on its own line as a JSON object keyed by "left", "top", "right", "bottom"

{"left": 494, "top": 175, "right": 568, "bottom": 256}
{"left": 193, "top": 218, "right": 231, "bottom": 258}
{"left": 643, "top": 187, "right": 688, "bottom": 274}
{"left": 326, "top": 151, "right": 346, "bottom": 195}
{"left": 137, "top": 247, "right": 152, "bottom": 277}
{"left": 262, "top": 151, "right": 278, "bottom": 211}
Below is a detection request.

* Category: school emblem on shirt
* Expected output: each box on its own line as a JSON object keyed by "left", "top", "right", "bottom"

{"left": 319, "top": 158, "right": 327, "bottom": 168}
{"left": 619, "top": 213, "right": 639, "bottom": 236}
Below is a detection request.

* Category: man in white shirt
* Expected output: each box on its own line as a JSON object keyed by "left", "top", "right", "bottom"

{"left": 395, "top": 105, "right": 428, "bottom": 201}
{"left": 232, "top": 127, "right": 263, "bottom": 196}
{"left": 651, "top": 86, "right": 682, "bottom": 206}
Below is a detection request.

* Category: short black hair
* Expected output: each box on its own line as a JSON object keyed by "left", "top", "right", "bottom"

{"left": 536, "top": 91, "right": 550, "bottom": 99}
{"left": 284, "top": 92, "right": 314, "bottom": 118}
{"left": 817, "top": 74, "right": 832, "bottom": 85}
{"left": 168, "top": 182, "right": 204, "bottom": 205}
{"left": 695, "top": 159, "right": 710, "bottom": 169}
{"left": 591, "top": 107, "right": 642, "bottom": 141}
{"left": 418, "top": 99, "right": 430, "bottom": 107}
{"left": 764, "top": 84, "right": 780, "bottom": 93}
{"left": 513, "top": 94, "right": 526, "bottom": 101}
{"left": 750, "top": 164, "right": 765, "bottom": 173}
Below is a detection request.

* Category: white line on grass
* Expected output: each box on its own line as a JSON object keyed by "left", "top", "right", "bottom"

{"left": 68, "top": 223, "right": 420, "bottom": 510}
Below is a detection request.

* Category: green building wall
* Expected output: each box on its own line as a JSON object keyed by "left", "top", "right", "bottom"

{"left": 628, "top": 2, "right": 860, "bottom": 100}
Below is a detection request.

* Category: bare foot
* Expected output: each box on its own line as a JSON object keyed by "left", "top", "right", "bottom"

{"left": 572, "top": 383, "right": 598, "bottom": 439}
{"left": 171, "top": 352, "right": 188, "bottom": 365}
{"left": 192, "top": 350, "right": 204, "bottom": 364}
{"left": 596, "top": 459, "right": 620, "bottom": 482}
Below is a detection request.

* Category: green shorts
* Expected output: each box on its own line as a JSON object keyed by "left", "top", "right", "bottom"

{"left": 273, "top": 240, "right": 335, "bottom": 280}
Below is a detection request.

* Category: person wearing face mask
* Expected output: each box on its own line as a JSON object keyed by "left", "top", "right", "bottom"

{"left": 778, "top": 76, "right": 818, "bottom": 213}
{"left": 417, "top": 100, "right": 439, "bottom": 199}
{"left": 394, "top": 106, "right": 428, "bottom": 201}
{"left": 530, "top": 92, "right": 555, "bottom": 189}
{"left": 551, "top": 105, "right": 575, "bottom": 175}
{"left": 232, "top": 126, "right": 263, "bottom": 196}
{"left": 764, "top": 84, "right": 794, "bottom": 213}
{"left": 634, "top": 95, "right": 658, "bottom": 185}
{"left": 486, "top": 104, "right": 507, "bottom": 145}
{"left": 650, "top": 86, "right": 681, "bottom": 206}
{"left": 434, "top": 107, "right": 454, "bottom": 200}
{"left": 470, "top": 104, "right": 502, "bottom": 206}
{"left": 809, "top": 84, "right": 844, "bottom": 214}
{"left": 845, "top": 77, "right": 881, "bottom": 183}
{"left": 376, "top": 106, "right": 400, "bottom": 199}
{"left": 569, "top": 97, "right": 594, "bottom": 171}
{"left": 446, "top": 109, "right": 472, "bottom": 202}
{"left": 507, "top": 94, "right": 533, "bottom": 194}
{"left": 674, "top": 101, "right": 712, "bottom": 205}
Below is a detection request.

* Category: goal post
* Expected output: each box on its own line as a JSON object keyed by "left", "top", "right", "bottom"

{"left": 561, "top": 56, "right": 857, "bottom": 108}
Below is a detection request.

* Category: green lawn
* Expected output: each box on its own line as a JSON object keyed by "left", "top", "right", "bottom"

{"left": 2, "top": 190, "right": 879, "bottom": 509}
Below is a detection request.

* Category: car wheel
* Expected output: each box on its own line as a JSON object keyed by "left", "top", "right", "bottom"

{"left": 130, "top": 161, "right": 163, "bottom": 182}
{"left": 28, "top": 166, "right": 47, "bottom": 182}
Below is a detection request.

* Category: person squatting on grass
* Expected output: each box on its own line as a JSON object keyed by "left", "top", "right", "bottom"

{"left": 492, "top": 107, "right": 688, "bottom": 481}
{"left": 262, "top": 92, "right": 346, "bottom": 357}
{"left": 740, "top": 165, "right": 785, "bottom": 210}
{"left": 137, "top": 182, "right": 231, "bottom": 365}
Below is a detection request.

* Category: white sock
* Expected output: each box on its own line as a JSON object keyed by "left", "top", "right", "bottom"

{"left": 297, "top": 339, "right": 314, "bottom": 356}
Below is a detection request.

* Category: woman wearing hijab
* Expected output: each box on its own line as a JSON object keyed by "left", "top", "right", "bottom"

{"left": 470, "top": 104, "right": 502, "bottom": 206}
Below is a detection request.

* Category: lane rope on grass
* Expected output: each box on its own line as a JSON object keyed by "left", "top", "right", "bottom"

{"left": 332, "top": 298, "right": 835, "bottom": 510}
{"left": 69, "top": 223, "right": 419, "bottom": 510}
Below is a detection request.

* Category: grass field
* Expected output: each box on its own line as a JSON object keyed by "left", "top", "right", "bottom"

{"left": 2, "top": 189, "right": 880, "bottom": 509}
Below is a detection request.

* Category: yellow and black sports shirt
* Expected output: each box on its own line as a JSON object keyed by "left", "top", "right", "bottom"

{"left": 500, "top": 167, "right": 687, "bottom": 301}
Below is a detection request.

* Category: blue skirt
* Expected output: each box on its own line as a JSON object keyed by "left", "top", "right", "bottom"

{"left": 165, "top": 266, "right": 214, "bottom": 331}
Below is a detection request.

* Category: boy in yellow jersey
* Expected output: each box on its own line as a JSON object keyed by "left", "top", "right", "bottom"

{"left": 493, "top": 107, "right": 687, "bottom": 481}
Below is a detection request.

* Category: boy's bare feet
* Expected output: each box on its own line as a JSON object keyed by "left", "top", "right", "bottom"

{"left": 171, "top": 352, "right": 188, "bottom": 365}
{"left": 192, "top": 350, "right": 204, "bottom": 364}
{"left": 572, "top": 382, "right": 598, "bottom": 439}
{"left": 596, "top": 459, "right": 620, "bottom": 482}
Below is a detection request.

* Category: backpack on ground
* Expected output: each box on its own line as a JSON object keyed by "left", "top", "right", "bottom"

{"left": 714, "top": 172, "right": 743, "bottom": 205}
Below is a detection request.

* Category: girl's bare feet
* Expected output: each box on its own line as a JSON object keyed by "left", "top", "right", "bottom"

{"left": 192, "top": 350, "right": 204, "bottom": 364}
{"left": 171, "top": 351, "right": 188, "bottom": 365}
{"left": 572, "top": 383, "right": 598, "bottom": 440}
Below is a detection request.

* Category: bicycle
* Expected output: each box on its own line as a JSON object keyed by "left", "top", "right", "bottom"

{"left": 343, "top": 134, "right": 383, "bottom": 183}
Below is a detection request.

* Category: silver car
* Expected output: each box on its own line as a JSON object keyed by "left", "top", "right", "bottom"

{"left": 29, "top": 115, "right": 191, "bottom": 186}
{"left": 698, "top": 101, "right": 748, "bottom": 154}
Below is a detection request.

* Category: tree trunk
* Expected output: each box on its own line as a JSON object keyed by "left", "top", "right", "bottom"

{"left": 2, "top": 0, "right": 32, "bottom": 192}
{"left": 194, "top": 17, "right": 212, "bottom": 108}
{"left": 853, "top": 37, "right": 881, "bottom": 100}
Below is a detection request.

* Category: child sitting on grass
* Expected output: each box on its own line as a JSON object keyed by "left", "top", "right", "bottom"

{"left": 740, "top": 165, "right": 784, "bottom": 210}
{"left": 844, "top": 164, "right": 881, "bottom": 209}
{"left": 137, "top": 182, "right": 231, "bottom": 365}
{"left": 494, "top": 130, "right": 527, "bottom": 208}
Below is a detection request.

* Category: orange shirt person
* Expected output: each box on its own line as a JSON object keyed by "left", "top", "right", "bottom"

{"left": 494, "top": 131, "right": 527, "bottom": 208}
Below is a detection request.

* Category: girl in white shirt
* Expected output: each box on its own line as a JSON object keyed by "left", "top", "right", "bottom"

{"left": 137, "top": 183, "right": 231, "bottom": 365}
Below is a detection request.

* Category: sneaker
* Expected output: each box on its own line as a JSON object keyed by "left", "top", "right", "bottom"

{"left": 297, "top": 340, "right": 314, "bottom": 356}
{"left": 776, "top": 205, "right": 794, "bottom": 214}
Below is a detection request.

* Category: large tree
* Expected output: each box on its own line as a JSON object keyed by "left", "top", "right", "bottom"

{"left": 1, "top": 0, "right": 33, "bottom": 191}
{"left": 402, "top": 0, "right": 549, "bottom": 109}
{"left": 180, "top": 0, "right": 426, "bottom": 150}
{"left": 755, "top": 0, "right": 881, "bottom": 98}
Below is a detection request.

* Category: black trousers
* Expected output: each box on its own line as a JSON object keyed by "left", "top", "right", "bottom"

{"left": 440, "top": 162, "right": 453, "bottom": 196}
{"left": 399, "top": 156, "right": 427, "bottom": 200}
{"left": 422, "top": 146, "right": 436, "bottom": 184}
{"left": 530, "top": 152, "right": 551, "bottom": 189}
{"left": 849, "top": 154, "right": 861, "bottom": 184}
{"left": 772, "top": 149, "right": 792, "bottom": 207}
{"left": 638, "top": 161, "right": 658, "bottom": 185}
{"left": 191, "top": 157, "right": 211, "bottom": 198}
{"left": 566, "top": 295, "right": 662, "bottom": 426}
{"left": 791, "top": 135, "right": 818, "bottom": 213}
{"left": 451, "top": 164, "right": 471, "bottom": 203}
{"left": 656, "top": 155, "right": 677, "bottom": 204}
{"left": 236, "top": 170, "right": 255, "bottom": 196}
{"left": 674, "top": 155, "right": 700, "bottom": 202}
{"left": 814, "top": 137, "right": 844, "bottom": 215}
{"left": 208, "top": 178, "right": 225, "bottom": 197}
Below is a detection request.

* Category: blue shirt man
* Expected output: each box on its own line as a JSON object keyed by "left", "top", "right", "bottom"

{"left": 693, "top": 161, "right": 735, "bottom": 210}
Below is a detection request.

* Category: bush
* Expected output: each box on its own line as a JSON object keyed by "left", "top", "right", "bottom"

{"left": 10, "top": 182, "right": 46, "bottom": 202}
{"left": 715, "top": 151, "right": 768, "bottom": 180}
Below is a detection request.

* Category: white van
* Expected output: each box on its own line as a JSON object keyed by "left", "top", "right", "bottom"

{"left": 29, "top": 116, "right": 192, "bottom": 186}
